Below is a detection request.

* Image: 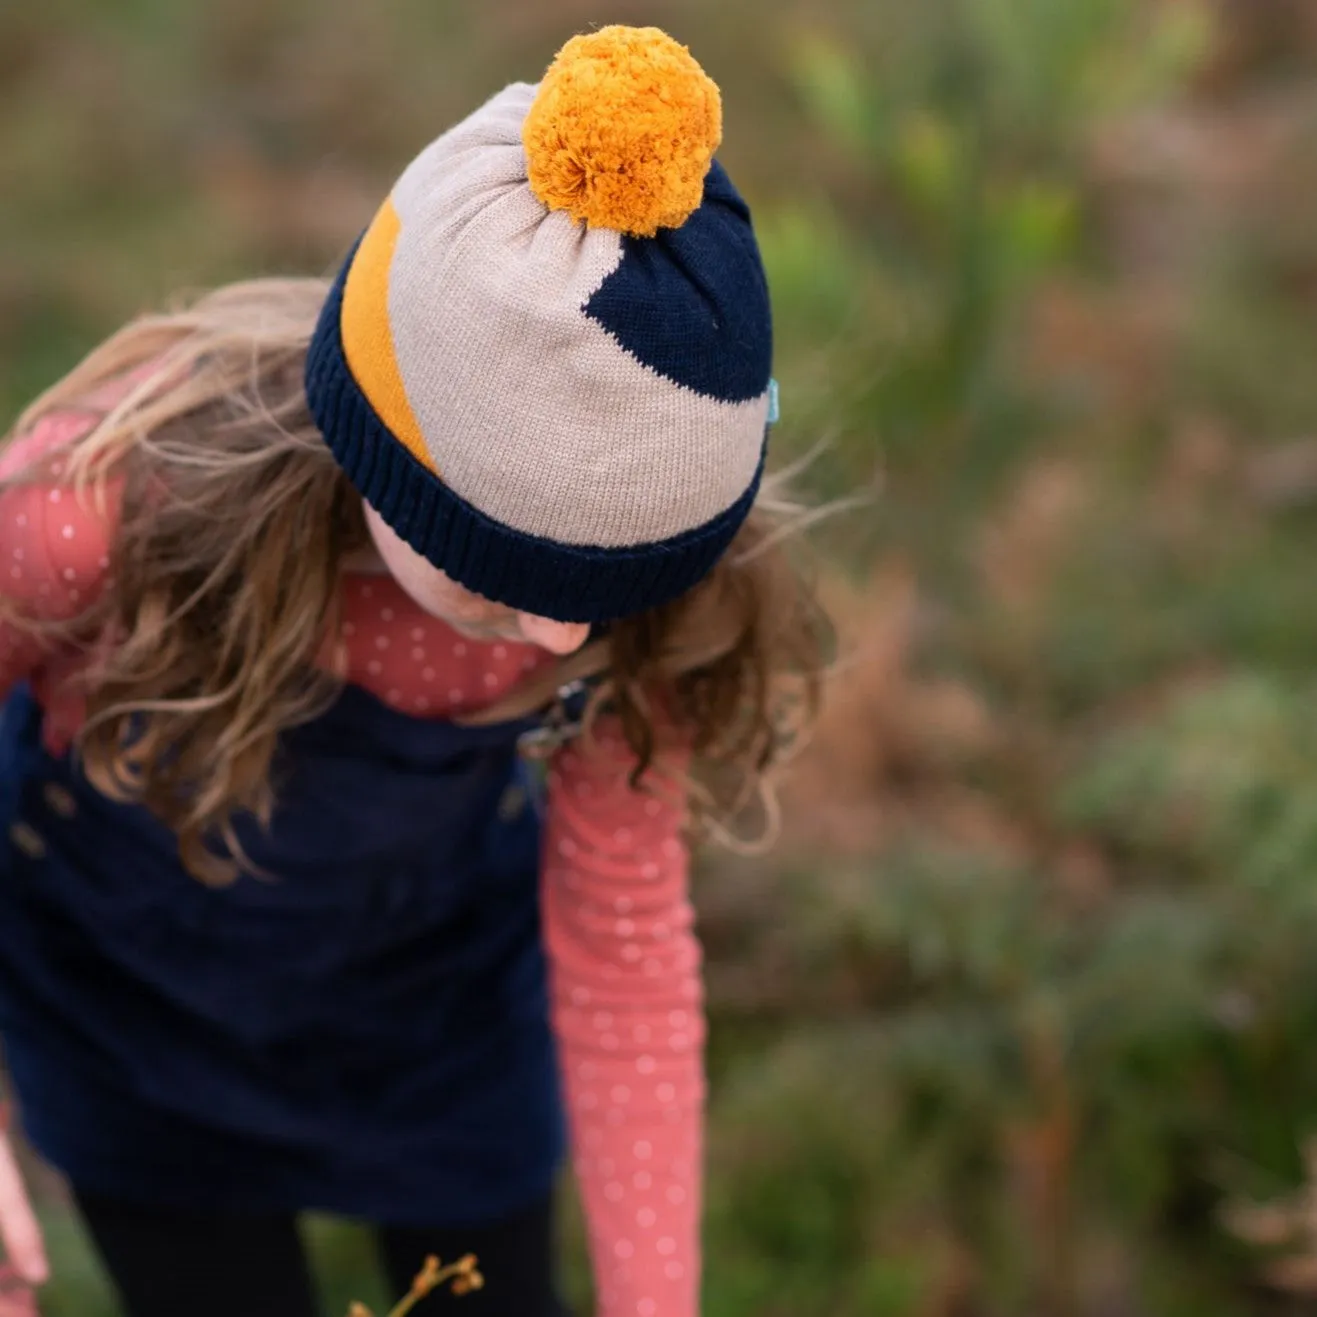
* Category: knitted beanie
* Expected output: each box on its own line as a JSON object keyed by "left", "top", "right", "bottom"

{"left": 305, "top": 25, "right": 774, "bottom": 624}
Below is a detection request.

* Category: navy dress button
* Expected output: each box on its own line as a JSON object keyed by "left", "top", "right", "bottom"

{"left": 42, "top": 784, "right": 77, "bottom": 819}
{"left": 9, "top": 822, "right": 46, "bottom": 859}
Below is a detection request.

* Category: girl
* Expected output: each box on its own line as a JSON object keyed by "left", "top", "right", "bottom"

{"left": 0, "top": 25, "right": 826, "bottom": 1317}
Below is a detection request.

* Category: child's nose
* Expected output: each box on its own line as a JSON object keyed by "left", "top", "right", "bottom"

{"left": 516, "top": 613, "right": 591, "bottom": 655}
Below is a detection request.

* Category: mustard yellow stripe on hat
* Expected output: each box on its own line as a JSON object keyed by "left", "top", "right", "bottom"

{"left": 340, "top": 197, "right": 436, "bottom": 473}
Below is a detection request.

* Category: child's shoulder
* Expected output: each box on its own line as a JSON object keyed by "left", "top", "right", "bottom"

{"left": 0, "top": 407, "right": 118, "bottom": 618}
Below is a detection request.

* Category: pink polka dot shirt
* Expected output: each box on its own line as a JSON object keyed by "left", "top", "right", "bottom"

{"left": 0, "top": 408, "right": 705, "bottom": 1317}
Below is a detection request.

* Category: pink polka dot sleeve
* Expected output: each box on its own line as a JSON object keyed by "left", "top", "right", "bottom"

{"left": 543, "top": 727, "right": 705, "bottom": 1317}
{"left": 0, "top": 413, "right": 113, "bottom": 710}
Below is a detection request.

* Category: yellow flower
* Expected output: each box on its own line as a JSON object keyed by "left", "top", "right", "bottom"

{"left": 409, "top": 1255, "right": 442, "bottom": 1298}
{"left": 347, "top": 1251, "right": 485, "bottom": 1317}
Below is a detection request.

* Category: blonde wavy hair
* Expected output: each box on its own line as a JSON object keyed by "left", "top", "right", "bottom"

{"left": 2, "top": 279, "right": 832, "bottom": 883}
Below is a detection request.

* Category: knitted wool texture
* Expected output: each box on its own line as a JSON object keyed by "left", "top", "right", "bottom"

{"left": 523, "top": 27, "right": 723, "bottom": 237}
{"left": 305, "top": 25, "right": 774, "bottom": 623}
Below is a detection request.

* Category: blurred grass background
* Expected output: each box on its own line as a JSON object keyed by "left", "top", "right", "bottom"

{"left": 5, "top": 1, "right": 1317, "bottom": 1313}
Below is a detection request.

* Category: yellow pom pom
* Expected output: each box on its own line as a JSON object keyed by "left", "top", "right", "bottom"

{"left": 523, "top": 26, "right": 723, "bottom": 238}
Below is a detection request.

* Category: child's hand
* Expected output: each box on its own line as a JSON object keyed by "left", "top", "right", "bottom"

{"left": 0, "top": 1116, "right": 47, "bottom": 1297}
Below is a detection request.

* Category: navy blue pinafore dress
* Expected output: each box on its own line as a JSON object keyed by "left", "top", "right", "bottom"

{"left": 0, "top": 678, "right": 571, "bottom": 1227}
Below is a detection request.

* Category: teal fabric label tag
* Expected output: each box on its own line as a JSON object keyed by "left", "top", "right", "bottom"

{"left": 767, "top": 378, "right": 780, "bottom": 426}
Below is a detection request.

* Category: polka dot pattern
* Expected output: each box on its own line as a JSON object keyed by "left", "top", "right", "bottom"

{"left": 330, "top": 575, "right": 553, "bottom": 719}
{"left": 0, "top": 412, "right": 124, "bottom": 755}
{"left": 541, "top": 728, "right": 701, "bottom": 1317}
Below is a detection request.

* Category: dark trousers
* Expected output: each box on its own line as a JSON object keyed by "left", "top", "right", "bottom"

{"left": 72, "top": 1187, "right": 568, "bottom": 1317}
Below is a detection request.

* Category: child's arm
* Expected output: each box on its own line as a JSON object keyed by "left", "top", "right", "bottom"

{"left": 544, "top": 730, "right": 704, "bottom": 1317}
{"left": 0, "top": 408, "right": 114, "bottom": 1302}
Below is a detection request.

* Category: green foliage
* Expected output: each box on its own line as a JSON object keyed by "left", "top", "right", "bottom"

{"left": 1063, "top": 675, "right": 1317, "bottom": 897}
{"left": 10, "top": 0, "right": 1317, "bottom": 1314}
{"left": 758, "top": 0, "right": 1211, "bottom": 576}
{"left": 32, "top": 1209, "right": 118, "bottom": 1317}
{"left": 703, "top": 843, "right": 1317, "bottom": 1313}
